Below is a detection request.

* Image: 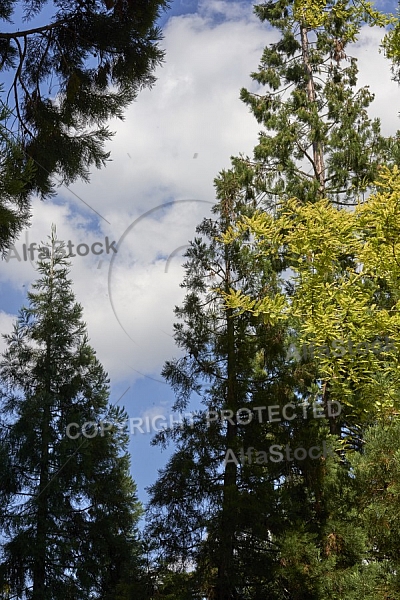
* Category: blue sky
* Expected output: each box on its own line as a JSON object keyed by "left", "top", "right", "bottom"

{"left": 0, "top": 0, "right": 399, "bottom": 512}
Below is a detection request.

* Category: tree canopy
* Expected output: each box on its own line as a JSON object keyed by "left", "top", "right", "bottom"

{"left": 0, "top": 0, "right": 168, "bottom": 253}
{"left": 146, "top": 1, "right": 400, "bottom": 597}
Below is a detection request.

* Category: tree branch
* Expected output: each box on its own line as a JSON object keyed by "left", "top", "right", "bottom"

{"left": 0, "top": 18, "right": 69, "bottom": 40}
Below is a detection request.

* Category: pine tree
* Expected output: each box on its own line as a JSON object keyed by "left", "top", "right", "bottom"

{"left": 0, "top": 228, "right": 144, "bottom": 599}
{"left": 233, "top": 0, "right": 395, "bottom": 207}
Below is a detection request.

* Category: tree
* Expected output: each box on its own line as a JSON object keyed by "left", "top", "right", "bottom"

{"left": 145, "top": 182, "right": 387, "bottom": 599}
{"left": 145, "top": 0, "right": 400, "bottom": 596}
{"left": 223, "top": 165, "right": 400, "bottom": 432}
{"left": 232, "top": 0, "right": 396, "bottom": 207}
{"left": 145, "top": 191, "right": 291, "bottom": 599}
{"left": 222, "top": 165, "right": 400, "bottom": 597}
{"left": 0, "top": 229, "right": 145, "bottom": 599}
{"left": 351, "top": 416, "right": 400, "bottom": 598}
{"left": 145, "top": 183, "right": 369, "bottom": 599}
{"left": 0, "top": 96, "right": 35, "bottom": 256}
{"left": 146, "top": 1, "right": 400, "bottom": 597}
{"left": 0, "top": 0, "right": 168, "bottom": 252}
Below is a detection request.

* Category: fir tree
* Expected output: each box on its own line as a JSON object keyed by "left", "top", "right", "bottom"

{"left": 0, "top": 229, "right": 144, "bottom": 599}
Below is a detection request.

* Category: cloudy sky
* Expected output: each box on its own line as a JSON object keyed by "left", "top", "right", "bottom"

{"left": 0, "top": 0, "right": 399, "bottom": 506}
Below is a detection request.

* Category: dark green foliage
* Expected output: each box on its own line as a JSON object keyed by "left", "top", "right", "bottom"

{"left": 350, "top": 418, "right": 400, "bottom": 598}
{"left": 0, "top": 0, "right": 168, "bottom": 196}
{"left": 0, "top": 97, "right": 35, "bottom": 256}
{"left": 145, "top": 196, "right": 287, "bottom": 599}
{"left": 0, "top": 0, "right": 168, "bottom": 253}
{"left": 0, "top": 230, "right": 144, "bottom": 599}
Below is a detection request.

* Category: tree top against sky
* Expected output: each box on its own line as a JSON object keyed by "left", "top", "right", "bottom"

{"left": 0, "top": 0, "right": 169, "bottom": 198}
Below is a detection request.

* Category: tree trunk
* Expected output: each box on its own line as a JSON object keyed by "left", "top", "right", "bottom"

{"left": 215, "top": 202, "right": 239, "bottom": 600}
{"left": 300, "top": 24, "right": 326, "bottom": 196}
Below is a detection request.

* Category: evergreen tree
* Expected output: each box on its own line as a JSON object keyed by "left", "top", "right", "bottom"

{"left": 233, "top": 0, "right": 395, "bottom": 207}
{"left": 351, "top": 417, "right": 400, "bottom": 598}
{"left": 0, "top": 0, "right": 168, "bottom": 203}
{"left": 0, "top": 229, "right": 144, "bottom": 599}
{"left": 146, "top": 191, "right": 290, "bottom": 599}
{"left": 145, "top": 188, "right": 355, "bottom": 599}
{"left": 0, "top": 96, "right": 35, "bottom": 255}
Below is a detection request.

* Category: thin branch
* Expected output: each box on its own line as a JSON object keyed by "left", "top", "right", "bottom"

{"left": 0, "top": 18, "right": 69, "bottom": 40}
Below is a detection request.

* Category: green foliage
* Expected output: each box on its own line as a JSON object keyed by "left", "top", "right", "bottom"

{"left": 0, "top": 96, "right": 35, "bottom": 256}
{"left": 0, "top": 229, "right": 144, "bottom": 599}
{"left": 223, "top": 170, "right": 400, "bottom": 425}
{"left": 145, "top": 193, "right": 290, "bottom": 599}
{"left": 383, "top": 2, "right": 400, "bottom": 82}
{"left": 145, "top": 2, "right": 400, "bottom": 598}
{"left": 233, "top": 0, "right": 397, "bottom": 208}
{"left": 0, "top": 0, "right": 168, "bottom": 254}
{"left": 350, "top": 418, "right": 400, "bottom": 597}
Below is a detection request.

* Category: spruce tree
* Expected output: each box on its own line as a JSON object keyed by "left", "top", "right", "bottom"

{"left": 0, "top": 229, "right": 144, "bottom": 600}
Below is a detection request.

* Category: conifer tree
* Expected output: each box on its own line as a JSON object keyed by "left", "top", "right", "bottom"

{"left": 0, "top": 229, "right": 144, "bottom": 599}
{"left": 0, "top": 99, "right": 35, "bottom": 256}
{"left": 351, "top": 417, "right": 400, "bottom": 598}
{"left": 146, "top": 179, "right": 377, "bottom": 600}
{"left": 146, "top": 191, "right": 291, "bottom": 599}
{"left": 233, "top": 0, "right": 395, "bottom": 207}
{"left": 0, "top": 0, "right": 168, "bottom": 199}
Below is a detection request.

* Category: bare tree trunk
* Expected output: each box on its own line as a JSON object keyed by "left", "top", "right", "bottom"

{"left": 300, "top": 24, "right": 326, "bottom": 196}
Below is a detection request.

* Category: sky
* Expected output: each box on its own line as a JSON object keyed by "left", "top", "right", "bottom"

{"left": 0, "top": 0, "right": 399, "bottom": 509}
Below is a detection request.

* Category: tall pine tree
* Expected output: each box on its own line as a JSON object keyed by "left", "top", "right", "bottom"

{"left": 233, "top": 0, "right": 396, "bottom": 207}
{"left": 0, "top": 229, "right": 144, "bottom": 600}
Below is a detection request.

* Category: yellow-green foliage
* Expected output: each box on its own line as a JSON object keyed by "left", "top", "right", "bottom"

{"left": 221, "top": 166, "right": 400, "bottom": 422}
{"left": 292, "top": 0, "right": 393, "bottom": 33}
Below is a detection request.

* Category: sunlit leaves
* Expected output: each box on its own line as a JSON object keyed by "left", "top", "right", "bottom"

{"left": 223, "top": 166, "right": 400, "bottom": 421}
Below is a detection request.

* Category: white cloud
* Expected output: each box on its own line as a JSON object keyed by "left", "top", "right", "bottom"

{"left": 353, "top": 25, "right": 400, "bottom": 136}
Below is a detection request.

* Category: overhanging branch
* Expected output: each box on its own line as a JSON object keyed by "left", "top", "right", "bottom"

{"left": 0, "top": 18, "right": 69, "bottom": 39}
